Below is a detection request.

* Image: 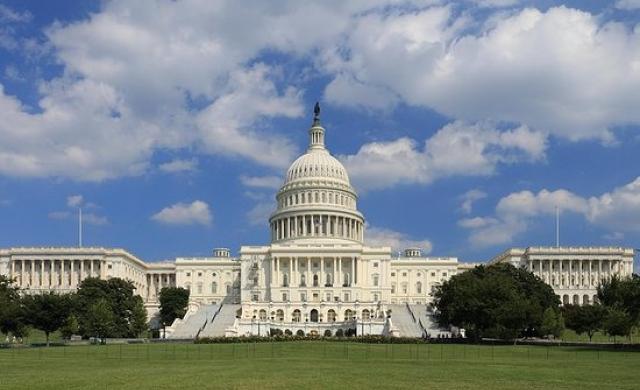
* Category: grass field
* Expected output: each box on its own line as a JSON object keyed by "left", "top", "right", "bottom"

{"left": 1, "top": 342, "right": 639, "bottom": 389}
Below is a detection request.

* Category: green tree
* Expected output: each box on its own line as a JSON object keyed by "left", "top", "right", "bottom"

{"left": 83, "top": 298, "right": 115, "bottom": 343}
{"left": 23, "top": 292, "right": 71, "bottom": 346}
{"left": 158, "top": 287, "right": 189, "bottom": 337}
{"left": 602, "top": 308, "right": 633, "bottom": 343}
{"left": 541, "top": 307, "right": 564, "bottom": 339}
{"left": 598, "top": 275, "right": 640, "bottom": 325}
{"left": 75, "top": 277, "right": 147, "bottom": 338}
{"left": 0, "top": 276, "right": 27, "bottom": 341}
{"left": 563, "top": 304, "right": 605, "bottom": 342}
{"left": 433, "top": 263, "right": 559, "bottom": 340}
{"left": 60, "top": 314, "right": 80, "bottom": 340}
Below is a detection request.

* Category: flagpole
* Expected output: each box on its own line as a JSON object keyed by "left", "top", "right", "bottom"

{"left": 555, "top": 206, "right": 559, "bottom": 247}
{"left": 79, "top": 207, "right": 83, "bottom": 248}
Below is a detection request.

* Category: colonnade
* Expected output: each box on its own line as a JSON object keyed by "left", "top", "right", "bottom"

{"left": 147, "top": 273, "right": 176, "bottom": 302}
{"left": 10, "top": 258, "right": 105, "bottom": 290}
{"left": 271, "top": 214, "right": 363, "bottom": 242}
{"left": 270, "top": 256, "right": 358, "bottom": 291}
{"left": 528, "top": 259, "right": 630, "bottom": 288}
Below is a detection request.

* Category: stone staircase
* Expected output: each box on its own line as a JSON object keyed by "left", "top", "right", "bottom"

{"left": 200, "top": 304, "right": 240, "bottom": 338}
{"left": 169, "top": 304, "right": 219, "bottom": 339}
{"left": 410, "top": 304, "right": 452, "bottom": 338}
{"left": 388, "top": 304, "right": 423, "bottom": 337}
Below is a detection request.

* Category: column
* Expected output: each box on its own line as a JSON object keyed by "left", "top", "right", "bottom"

{"left": 351, "top": 258, "right": 355, "bottom": 286}
{"left": 90, "top": 260, "right": 94, "bottom": 278}
{"left": 40, "top": 260, "right": 45, "bottom": 288}
{"left": 354, "top": 257, "right": 357, "bottom": 285}
{"left": 338, "top": 257, "right": 343, "bottom": 288}
{"left": 30, "top": 259, "right": 35, "bottom": 287}
{"left": 10, "top": 260, "right": 15, "bottom": 283}
{"left": 320, "top": 258, "right": 325, "bottom": 287}
{"left": 80, "top": 260, "right": 85, "bottom": 283}
{"left": 288, "top": 257, "right": 292, "bottom": 287}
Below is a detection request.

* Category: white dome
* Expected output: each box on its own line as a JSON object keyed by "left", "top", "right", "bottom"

{"left": 285, "top": 149, "right": 351, "bottom": 186}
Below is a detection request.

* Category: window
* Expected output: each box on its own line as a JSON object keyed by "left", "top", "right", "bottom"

{"left": 416, "top": 281, "right": 422, "bottom": 294}
{"left": 442, "top": 272, "right": 447, "bottom": 277}
{"left": 402, "top": 283, "right": 408, "bottom": 294}
{"left": 402, "top": 272, "right": 407, "bottom": 277}
{"left": 198, "top": 272, "right": 202, "bottom": 277}
{"left": 373, "top": 293, "right": 379, "bottom": 301}
{"left": 107, "top": 264, "right": 112, "bottom": 270}
{"left": 211, "top": 282, "right": 217, "bottom": 294}
{"left": 326, "top": 293, "right": 331, "bottom": 301}
{"left": 391, "top": 272, "right": 396, "bottom": 277}
{"left": 252, "top": 294, "right": 259, "bottom": 302}
{"left": 344, "top": 293, "right": 350, "bottom": 302}
{"left": 186, "top": 272, "right": 191, "bottom": 277}
{"left": 431, "top": 272, "right": 436, "bottom": 277}
{"left": 300, "top": 293, "right": 306, "bottom": 302}
{"left": 373, "top": 262, "right": 379, "bottom": 268}
{"left": 373, "top": 274, "right": 379, "bottom": 287}
{"left": 391, "top": 283, "right": 396, "bottom": 294}
{"left": 282, "top": 293, "right": 288, "bottom": 301}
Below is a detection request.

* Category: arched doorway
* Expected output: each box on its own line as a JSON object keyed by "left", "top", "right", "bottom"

{"left": 344, "top": 309, "right": 353, "bottom": 321}
{"left": 327, "top": 309, "right": 336, "bottom": 322}
{"left": 276, "top": 309, "right": 284, "bottom": 322}
{"left": 259, "top": 309, "right": 267, "bottom": 321}
{"left": 310, "top": 309, "right": 319, "bottom": 322}
{"left": 292, "top": 309, "right": 301, "bottom": 322}
{"left": 362, "top": 309, "right": 370, "bottom": 320}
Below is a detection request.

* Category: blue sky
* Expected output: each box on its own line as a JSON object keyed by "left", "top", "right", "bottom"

{"left": 0, "top": 0, "right": 639, "bottom": 267}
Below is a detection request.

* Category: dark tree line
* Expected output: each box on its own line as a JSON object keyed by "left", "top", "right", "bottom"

{"left": 0, "top": 276, "right": 147, "bottom": 345}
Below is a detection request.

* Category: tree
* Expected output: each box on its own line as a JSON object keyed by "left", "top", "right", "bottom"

{"left": 0, "top": 276, "right": 27, "bottom": 341}
{"left": 598, "top": 275, "right": 640, "bottom": 325}
{"left": 83, "top": 299, "right": 115, "bottom": 343}
{"left": 75, "top": 277, "right": 147, "bottom": 338}
{"left": 563, "top": 304, "right": 605, "bottom": 342}
{"left": 158, "top": 287, "right": 189, "bottom": 337}
{"left": 602, "top": 308, "right": 633, "bottom": 343}
{"left": 433, "top": 263, "right": 560, "bottom": 340}
{"left": 60, "top": 314, "right": 80, "bottom": 340}
{"left": 540, "top": 307, "right": 564, "bottom": 339}
{"left": 23, "top": 292, "right": 71, "bottom": 346}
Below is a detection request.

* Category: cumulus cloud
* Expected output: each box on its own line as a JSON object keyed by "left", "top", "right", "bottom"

{"left": 158, "top": 159, "right": 198, "bottom": 174}
{"left": 459, "top": 189, "right": 487, "bottom": 214}
{"left": 365, "top": 225, "right": 433, "bottom": 254}
{"left": 460, "top": 176, "right": 640, "bottom": 247}
{"left": 66, "top": 194, "right": 83, "bottom": 208}
{"left": 1, "top": 2, "right": 639, "bottom": 184}
{"left": 240, "top": 175, "right": 282, "bottom": 190}
{"left": 341, "top": 121, "right": 546, "bottom": 191}
{"left": 151, "top": 200, "right": 212, "bottom": 226}
{"left": 323, "top": 6, "right": 640, "bottom": 143}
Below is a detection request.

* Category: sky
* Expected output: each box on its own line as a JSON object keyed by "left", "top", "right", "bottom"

{"left": 0, "top": 0, "right": 639, "bottom": 268}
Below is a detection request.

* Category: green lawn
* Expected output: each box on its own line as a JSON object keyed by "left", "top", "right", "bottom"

{"left": 1, "top": 342, "right": 639, "bottom": 389}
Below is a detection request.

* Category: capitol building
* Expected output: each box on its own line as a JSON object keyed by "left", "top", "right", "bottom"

{"left": 0, "top": 106, "right": 635, "bottom": 338}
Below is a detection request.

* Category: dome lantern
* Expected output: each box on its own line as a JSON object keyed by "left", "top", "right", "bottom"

{"left": 308, "top": 102, "right": 326, "bottom": 152}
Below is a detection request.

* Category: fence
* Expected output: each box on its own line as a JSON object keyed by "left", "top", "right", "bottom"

{"left": 0, "top": 342, "right": 638, "bottom": 363}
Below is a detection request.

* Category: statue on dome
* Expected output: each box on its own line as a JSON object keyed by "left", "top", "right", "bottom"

{"left": 313, "top": 102, "right": 320, "bottom": 125}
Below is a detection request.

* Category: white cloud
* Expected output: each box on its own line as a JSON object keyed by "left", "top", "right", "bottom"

{"left": 48, "top": 210, "right": 107, "bottom": 226}
{"left": 341, "top": 121, "right": 546, "bottom": 191}
{"left": 460, "top": 176, "right": 640, "bottom": 247}
{"left": 151, "top": 200, "right": 212, "bottom": 226}
{"left": 240, "top": 175, "right": 282, "bottom": 190}
{"left": 323, "top": 6, "right": 640, "bottom": 142}
{"left": 159, "top": 158, "right": 198, "bottom": 174}
{"left": 459, "top": 189, "right": 487, "bottom": 214}
{"left": 365, "top": 225, "right": 433, "bottom": 254}
{"left": 67, "top": 195, "right": 83, "bottom": 208}
{"left": 0, "top": 5, "right": 31, "bottom": 23}
{"left": 471, "top": 0, "right": 520, "bottom": 8}
{"left": 616, "top": 0, "right": 640, "bottom": 10}
{"left": 246, "top": 201, "right": 274, "bottom": 226}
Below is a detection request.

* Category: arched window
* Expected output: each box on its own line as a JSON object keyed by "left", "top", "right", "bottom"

{"left": 283, "top": 274, "right": 289, "bottom": 287}
{"left": 327, "top": 309, "right": 336, "bottom": 322}
{"left": 391, "top": 283, "right": 396, "bottom": 294}
{"left": 276, "top": 309, "right": 284, "bottom": 322}
{"left": 259, "top": 309, "right": 267, "bottom": 321}
{"left": 583, "top": 294, "right": 590, "bottom": 305}
{"left": 344, "top": 309, "right": 353, "bottom": 321}
{"left": 300, "top": 274, "right": 306, "bottom": 287}
{"left": 211, "top": 282, "right": 217, "bottom": 294}
{"left": 362, "top": 309, "right": 371, "bottom": 320}
{"left": 313, "top": 274, "right": 319, "bottom": 287}
{"left": 292, "top": 309, "right": 301, "bottom": 323}
{"left": 326, "top": 273, "right": 332, "bottom": 286}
